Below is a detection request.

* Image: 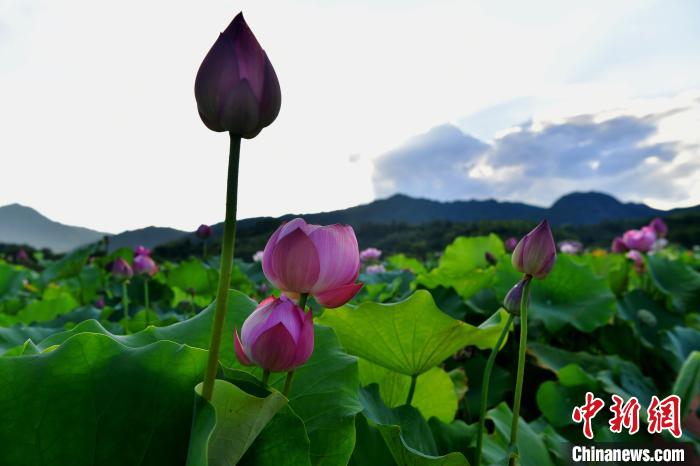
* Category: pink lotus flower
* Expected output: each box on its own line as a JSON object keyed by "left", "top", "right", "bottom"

{"left": 505, "top": 237, "right": 518, "bottom": 252}
{"left": 134, "top": 246, "right": 151, "bottom": 256}
{"left": 360, "top": 247, "right": 382, "bottom": 262}
{"left": 133, "top": 254, "right": 158, "bottom": 277}
{"left": 611, "top": 237, "right": 628, "bottom": 253}
{"left": 365, "top": 264, "right": 386, "bottom": 275}
{"left": 622, "top": 227, "right": 656, "bottom": 253}
{"left": 111, "top": 258, "right": 133, "bottom": 281}
{"left": 196, "top": 224, "right": 212, "bottom": 239}
{"left": 252, "top": 250, "right": 264, "bottom": 262}
{"left": 262, "top": 218, "right": 362, "bottom": 308}
{"left": 234, "top": 295, "right": 313, "bottom": 372}
{"left": 194, "top": 13, "right": 281, "bottom": 138}
{"left": 558, "top": 240, "right": 583, "bottom": 255}
{"left": 626, "top": 250, "right": 645, "bottom": 273}
{"left": 512, "top": 220, "right": 556, "bottom": 279}
{"left": 649, "top": 218, "right": 668, "bottom": 238}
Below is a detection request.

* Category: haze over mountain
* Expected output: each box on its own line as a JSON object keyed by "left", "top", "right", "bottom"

{"left": 2, "top": 192, "right": 696, "bottom": 253}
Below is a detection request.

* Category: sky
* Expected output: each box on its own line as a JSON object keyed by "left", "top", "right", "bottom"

{"left": 1, "top": 0, "right": 700, "bottom": 233}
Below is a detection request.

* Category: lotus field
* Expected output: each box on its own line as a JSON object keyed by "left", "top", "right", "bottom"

{"left": 1, "top": 11, "right": 699, "bottom": 466}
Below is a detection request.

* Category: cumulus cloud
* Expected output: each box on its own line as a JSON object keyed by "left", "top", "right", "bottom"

{"left": 372, "top": 94, "right": 700, "bottom": 209}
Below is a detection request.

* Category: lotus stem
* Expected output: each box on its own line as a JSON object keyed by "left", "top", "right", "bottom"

{"left": 476, "top": 313, "right": 515, "bottom": 466}
{"left": 283, "top": 371, "right": 295, "bottom": 396}
{"left": 201, "top": 133, "right": 241, "bottom": 402}
{"left": 298, "top": 293, "right": 309, "bottom": 311}
{"left": 262, "top": 370, "right": 271, "bottom": 386}
{"left": 122, "top": 280, "right": 130, "bottom": 334}
{"left": 406, "top": 374, "right": 418, "bottom": 406}
{"left": 144, "top": 279, "right": 150, "bottom": 326}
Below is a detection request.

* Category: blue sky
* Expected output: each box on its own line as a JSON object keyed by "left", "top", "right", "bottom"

{"left": 1, "top": 0, "right": 699, "bottom": 232}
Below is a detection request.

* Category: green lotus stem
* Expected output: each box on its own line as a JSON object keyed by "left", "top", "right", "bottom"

{"left": 405, "top": 374, "right": 418, "bottom": 406}
{"left": 262, "top": 370, "right": 271, "bottom": 386}
{"left": 298, "top": 293, "right": 309, "bottom": 311}
{"left": 203, "top": 241, "right": 208, "bottom": 261}
{"left": 122, "top": 280, "right": 130, "bottom": 334}
{"left": 283, "top": 371, "right": 295, "bottom": 396}
{"left": 143, "top": 279, "right": 150, "bottom": 327}
{"left": 508, "top": 277, "right": 532, "bottom": 466}
{"left": 476, "top": 313, "right": 515, "bottom": 466}
{"left": 201, "top": 134, "right": 241, "bottom": 402}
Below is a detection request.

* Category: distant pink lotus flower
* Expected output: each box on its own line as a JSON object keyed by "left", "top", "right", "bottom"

{"left": 133, "top": 254, "right": 158, "bottom": 277}
{"left": 111, "top": 258, "right": 133, "bottom": 281}
{"left": 196, "top": 224, "right": 212, "bottom": 239}
{"left": 611, "top": 237, "right": 628, "bottom": 253}
{"left": 512, "top": 220, "right": 557, "bottom": 279}
{"left": 262, "top": 218, "right": 362, "bottom": 308}
{"left": 365, "top": 264, "right": 386, "bottom": 275}
{"left": 649, "top": 218, "right": 668, "bottom": 238}
{"left": 558, "top": 240, "right": 583, "bottom": 255}
{"left": 234, "top": 295, "right": 313, "bottom": 372}
{"left": 94, "top": 297, "right": 105, "bottom": 309}
{"left": 134, "top": 246, "right": 151, "bottom": 256}
{"left": 360, "top": 247, "right": 382, "bottom": 262}
{"left": 622, "top": 226, "right": 656, "bottom": 253}
{"left": 505, "top": 237, "right": 518, "bottom": 252}
{"left": 252, "top": 250, "right": 264, "bottom": 262}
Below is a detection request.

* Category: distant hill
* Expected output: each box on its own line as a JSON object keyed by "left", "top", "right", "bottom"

{"left": 0, "top": 204, "right": 107, "bottom": 253}
{"left": 2, "top": 192, "right": 697, "bottom": 254}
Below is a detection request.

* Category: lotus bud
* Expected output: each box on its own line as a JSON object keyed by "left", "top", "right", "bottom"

{"left": 649, "top": 218, "right": 668, "bottom": 238}
{"left": 503, "top": 277, "right": 531, "bottom": 316}
{"left": 484, "top": 251, "right": 497, "bottom": 266}
{"left": 622, "top": 227, "right": 656, "bottom": 253}
{"left": 262, "top": 218, "right": 362, "bottom": 308}
{"left": 505, "top": 237, "right": 518, "bottom": 252}
{"left": 196, "top": 224, "right": 213, "bottom": 239}
{"left": 195, "top": 13, "right": 281, "bottom": 138}
{"left": 95, "top": 297, "right": 105, "bottom": 309}
{"left": 111, "top": 258, "right": 133, "bottom": 281}
{"left": 134, "top": 246, "right": 151, "bottom": 256}
{"left": 611, "top": 237, "right": 628, "bottom": 253}
{"left": 234, "top": 295, "right": 313, "bottom": 372}
{"left": 360, "top": 247, "right": 382, "bottom": 262}
{"left": 15, "top": 248, "right": 29, "bottom": 263}
{"left": 133, "top": 254, "right": 158, "bottom": 277}
{"left": 511, "top": 220, "right": 556, "bottom": 279}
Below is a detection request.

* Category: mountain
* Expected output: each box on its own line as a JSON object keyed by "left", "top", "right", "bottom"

{"left": 0, "top": 204, "right": 107, "bottom": 253}
{"left": 2, "top": 192, "right": 696, "bottom": 254}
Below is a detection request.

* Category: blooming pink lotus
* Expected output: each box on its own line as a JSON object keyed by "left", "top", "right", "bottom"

{"left": 234, "top": 295, "right": 314, "bottom": 372}
{"left": 626, "top": 250, "right": 645, "bottom": 273}
{"left": 512, "top": 220, "right": 557, "bottom": 279}
{"left": 262, "top": 218, "right": 362, "bottom": 308}
{"left": 622, "top": 227, "right": 656, "bottom": 253}
{"left": 360, "top": 247, "right": 382, "bottom": 262}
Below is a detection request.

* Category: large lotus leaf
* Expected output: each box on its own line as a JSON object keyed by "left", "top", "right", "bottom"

{"left": 661, "top": 326, "right": 700, "bottom": 371}
{"left": 186, "top": 379, "right": 287, "bottom": 466}
{"left": 536, "top": 364, "right": 598, "bottom": 428}
{"left": 672, "top": 351, "right": 700, "bottom": 416}
{"left": 647, "top": 254, "right": 700, "bottom": 312}
{"left": 167, "top": 259, "right": 219, "bottom": 300}
{"left": 529, "top": 343, "right": 657, "bottom": 402}
{"left": 495, "top": 253, "right": 616, "bottom": 333}
{"left": 39, "top": 243, "right": 97, "bottom": 285}
{"left": 0, "top": 325, "right": 58, "bottom": 353}
{"left": 481, "top": 403, "right": 556, "bottom": 466}
{"left": 33, "top": 290, "right": 362, "bottom": 466}
{"left": 0, "top": 262, "right": 26, "bottom": 297}
{"left": 461, "top": 354, "right": 513, "bottom": 421}
{"left": 358, "top": 358, "right": 458, "bottom": 422}
{"left": 0, "top": 289, "right": 78, "bottom": 326}
{"left": 417, "top": 235, "right": 504, "bottom": 300}
{"left": 388, "top": 254, "right": 427, "bottom": 275}
{"left": 616, "top": 290, "right": 683, "bottom": 347}
{"left": 318, "top": 290, "right": 510, "bottom": 375}
{"left": 239, "top": 405, "right": 312, "bottom": 466}
{"left": 427, "top": 418, "right": 477, "bottom": 459}
{"left": 355, "top": 385, "right": 469, "bottom": 466}
{"left": 0, "top": 332, "right": 208, "bottom": 466}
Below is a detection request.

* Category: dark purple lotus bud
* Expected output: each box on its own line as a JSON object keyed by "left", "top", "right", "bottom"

{"left": 484, "top": 251, "right": 497, "bottom": 266}
{"left": 512, "top": 220, "right": 556, "bottom": 279}
{"left": 111, "top": 258, "right": 133, "bottom": 281}
{"left": 649, "top": 218, "right": 668, "bottom": 238}
{"left": 505, "top": 237, "right": 518, "bottom": 252}
{"left": 15, "top": 248, "right": 29, "bottom": 263}
{"left": 95, "top": 297, "right": 105, "bottom": 309}
{"left": 195, "top": 13, "right": 281, "bottom": 138}
{"left": 611, "top": 237, "right": 628, "bottom": 253}
{"left": 196, "top": 224, "right": 213, "bottom": 239}
{"left": 503, "top": 277, "right": 531, "bottom": 316}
